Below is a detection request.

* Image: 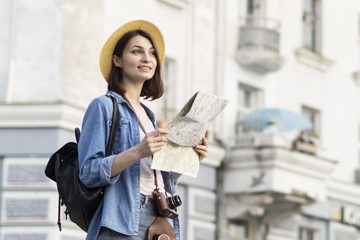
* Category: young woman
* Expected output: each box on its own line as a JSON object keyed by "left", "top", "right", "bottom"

{"left": 78, "top": 20, "right": 209, "bottom": 240}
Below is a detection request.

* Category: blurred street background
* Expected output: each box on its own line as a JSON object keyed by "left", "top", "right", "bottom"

{"left": 1, "top": 0, "right": 360, "bottom": 239}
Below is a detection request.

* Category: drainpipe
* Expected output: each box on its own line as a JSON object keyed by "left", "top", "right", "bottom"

{"left": 263, "top": 223, "right": 269, "bottom": 240}
{"left": 214, "top": 133, "right": 231, "bottom": 240}
{"left": 326, "top": 218, "right": 330, "bottom": 240}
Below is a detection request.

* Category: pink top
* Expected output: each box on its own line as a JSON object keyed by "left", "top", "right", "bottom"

{"left": 139, "top": 125, "right": 165, "bottom": 197}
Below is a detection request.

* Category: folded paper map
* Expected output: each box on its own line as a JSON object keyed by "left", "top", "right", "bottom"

{"left": 152, "top": 91, "right": 229, "bottom": 177}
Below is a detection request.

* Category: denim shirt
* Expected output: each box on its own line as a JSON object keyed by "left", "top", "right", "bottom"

{"left": 78, "top": 91, "right": 180, "bottom": 240}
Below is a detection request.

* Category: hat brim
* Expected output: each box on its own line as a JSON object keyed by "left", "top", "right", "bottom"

{"left": 99, "top": 20, "right": 165, "bottom": 82}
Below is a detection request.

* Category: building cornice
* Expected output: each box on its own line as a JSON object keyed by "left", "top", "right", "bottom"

{"left": 327, "top": 179, "right": 360, "bottom": 206}
{"left": 230, "top": 147, "right": 337, "bottom": 177}
{"left": 0, "top": 102, "right": 85, "bottom": 131}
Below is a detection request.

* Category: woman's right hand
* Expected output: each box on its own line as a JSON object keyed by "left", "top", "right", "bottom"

{"left": 111, "top": 128, "right": 169, "bottom": 177}
{"left": 135, "top": 128, "right": 169, "bottom": 159}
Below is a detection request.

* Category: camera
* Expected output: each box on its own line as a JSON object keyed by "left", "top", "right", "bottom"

{"left": 152, "top": 188, "right": 182, "bottom": 219}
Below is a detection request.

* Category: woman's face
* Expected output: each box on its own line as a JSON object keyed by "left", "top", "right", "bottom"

{"left": 114, "top": 35, "right": 157, "bottom": 84}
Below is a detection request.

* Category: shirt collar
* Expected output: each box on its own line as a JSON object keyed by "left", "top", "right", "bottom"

{"left": 106, "top": 90, "right": 156, "bottom": 121}
{"left": 106, "top": 90, "right": 126, "bottom": 104}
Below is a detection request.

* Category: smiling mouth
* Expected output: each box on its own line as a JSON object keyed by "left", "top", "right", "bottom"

{"left": 138, "top": 66, "right": 151, "bottom": 70}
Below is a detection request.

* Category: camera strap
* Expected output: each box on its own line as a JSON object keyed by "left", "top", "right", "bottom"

{"left": 122, "top": 95, "right": 172, "bottom": 194}
{"left": 123, "top": 95, "right": 177, "bottom": 240}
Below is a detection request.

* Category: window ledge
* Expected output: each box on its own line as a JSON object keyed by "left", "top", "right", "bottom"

{"left": 353, "top": 72, "right": 360, "bottom": 86}
{"left": 294, "top": 48, "right": 334, "bottom": 71}
{"left": 157, "top": 0, "right": 189, "bottom": 9}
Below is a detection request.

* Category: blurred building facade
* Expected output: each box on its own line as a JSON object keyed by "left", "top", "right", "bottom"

{"left": 0, "top": 0, "right": 360, "bottom": 240}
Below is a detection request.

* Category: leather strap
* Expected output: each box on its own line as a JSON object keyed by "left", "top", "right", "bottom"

{"left": 122, "top": 95, "right": 169, "bottom": 192}
{"left": 154, "top": 167, "right": 159, "bottom": 189}
{"left": 57, "top": 197, "right": 62, "bottom": 231}
{"left": 148, "top": 216, "right": 176, "bottom": 240}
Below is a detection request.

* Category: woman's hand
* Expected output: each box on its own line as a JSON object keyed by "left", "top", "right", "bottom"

{"left": 193, "top": 131, "right": 209, "bottom": 162}
{"left": 136, "top": 128, "right": 169, "bottom": 159}
{"left": 112, "top": 128, "right": 169, "bottom": 177}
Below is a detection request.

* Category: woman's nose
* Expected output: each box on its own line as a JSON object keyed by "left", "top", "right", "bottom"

{"left": 142, "top": 53, "right": 151, "bottom": 63}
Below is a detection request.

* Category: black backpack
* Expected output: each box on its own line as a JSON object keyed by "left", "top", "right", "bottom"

{"left": 45, "top": 95, "right": 118, "bottom": 232}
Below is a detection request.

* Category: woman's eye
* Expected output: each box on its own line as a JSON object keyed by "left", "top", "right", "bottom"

{"left": 133, "top": 50, "right": 141, "bottom": 54}
{"left": 150, "top": 51, "right": 156, "bottom": 56}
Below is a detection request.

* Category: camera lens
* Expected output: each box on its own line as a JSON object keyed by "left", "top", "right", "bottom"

{"left": 166, "top": 197, "right": 175, "bottom": 209}
{"left": 173, "top": 195, "right": 182, "bottom": 207}
{"left": 166, "top": 195, "right": 182, "bottom": 209}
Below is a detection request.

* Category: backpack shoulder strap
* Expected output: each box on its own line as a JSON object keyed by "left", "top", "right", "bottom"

{"left": 106, "top": 94, "right": 119, "bottom": 157}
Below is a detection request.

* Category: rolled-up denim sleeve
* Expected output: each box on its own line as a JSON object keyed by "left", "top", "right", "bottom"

{"left": 78, "top": 98, "right": 120, "bottom": 188}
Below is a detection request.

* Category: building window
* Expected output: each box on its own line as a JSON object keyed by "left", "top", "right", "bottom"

{"left": 247, "top": 0, "right": 255, "bottom": 14}
{"left": 237, "top": 82, "right": 263, "bottom": 117}
{"left": 299, "top": 227, "right": 318, "bottom": 240}
{"left": 246, "top": 0, "right": 266, "bottom": 26}
{"left": 303, "top": 0, "right": 321, "bottom": 53}
{"left": 302, "top": 105, "right": 321, "bottom": 138}
{"left": 228, "top": 219, "right": 249, "bottom": 240}
{"left": 159, "top": 58, "right": 177, "bottom": 123}
{"left": 246, "top": 0, "right": 265, "bottom": 16}
{"left": 247, "top": 0, "right": 259, "bottom": 15}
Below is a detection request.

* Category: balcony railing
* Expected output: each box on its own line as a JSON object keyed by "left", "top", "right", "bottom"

{"left": 236, "top": 16, "right": 284, "bottom": 74}
{"left": 239, "top": 16, "right": 280, "bottom": 52}
{"left": 240, "top": 16, "right": 281, "bottom": 30}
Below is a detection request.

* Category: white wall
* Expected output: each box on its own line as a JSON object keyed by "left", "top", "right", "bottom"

{"left": 222, "top": 0, "right": 360, "bottom": 183}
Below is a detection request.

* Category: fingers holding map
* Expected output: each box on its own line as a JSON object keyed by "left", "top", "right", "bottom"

{"left": 152, "top": 91, "right": 229, "bottom": 177}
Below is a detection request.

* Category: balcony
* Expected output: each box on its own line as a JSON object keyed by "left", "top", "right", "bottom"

{"left": 223, "top": 131, "right": 337, "bottom": 219}
{"left": 235, "top": 16, "right": 285, "bottom": 74}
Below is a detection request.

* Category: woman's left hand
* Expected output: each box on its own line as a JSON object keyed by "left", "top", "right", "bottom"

{"left": 173, "top": 131, "right": 209, "bottom": 182}
{"left": 194, "top": 131, "right": 209, "bottom": 162}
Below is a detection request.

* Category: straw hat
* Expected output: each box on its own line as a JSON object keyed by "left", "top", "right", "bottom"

{"left": 99, "top": 20, "right": 165, "bottom": 82}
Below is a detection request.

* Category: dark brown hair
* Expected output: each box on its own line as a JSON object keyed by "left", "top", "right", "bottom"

{"left": 107, "top": 30, "right": 164, "bottom": 100}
